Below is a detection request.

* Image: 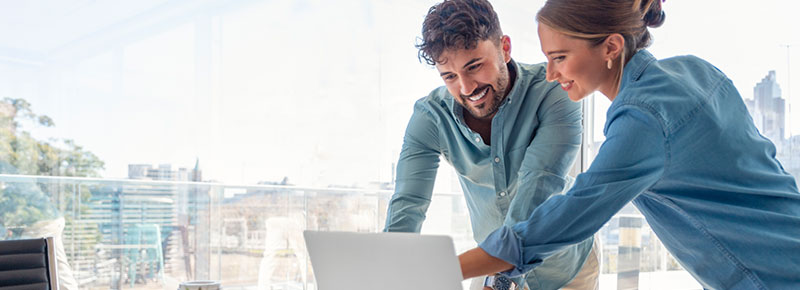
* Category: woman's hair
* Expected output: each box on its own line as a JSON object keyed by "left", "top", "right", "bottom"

{"left": 416, "top": 0, "right": 503, "bottom": 65}
{"left": 537, "top": 0, "right": 664, "bottom": 59}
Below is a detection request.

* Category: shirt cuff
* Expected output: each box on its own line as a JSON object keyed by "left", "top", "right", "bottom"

{"left": 478, "top": 225, "right": 536, "bottom": 277}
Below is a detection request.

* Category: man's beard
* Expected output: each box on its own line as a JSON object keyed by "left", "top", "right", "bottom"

{"left": 461, "top": 60, "right": 509, "bottom": 119}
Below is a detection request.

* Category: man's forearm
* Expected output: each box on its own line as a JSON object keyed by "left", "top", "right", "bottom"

{"left": 383, "top": 192, "right": 432, "bottom": 232}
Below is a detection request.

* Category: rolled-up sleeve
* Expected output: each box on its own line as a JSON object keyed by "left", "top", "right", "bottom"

{"left": 384, "top": 101, "right": 442, "bottom": 233}
{"left": 480, "top": 105, "right": 667, "bottom": 276}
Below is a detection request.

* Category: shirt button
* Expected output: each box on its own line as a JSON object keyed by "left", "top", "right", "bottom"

{"left": 494, "top": 157, "right": 500, "bottom": 163}
{"left": 475, "top": 137, "right": 481, "bottom": 142}
{"left": 499, "top": 191, "right": 507, "bottom": 197}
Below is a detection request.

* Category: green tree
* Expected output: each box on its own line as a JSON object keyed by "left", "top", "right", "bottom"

{"left": 0, "top": 97, "right": 104, "bottom": 238}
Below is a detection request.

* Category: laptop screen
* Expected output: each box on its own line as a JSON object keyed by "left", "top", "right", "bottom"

{"left": 304, "top": 231, "right": 463, "bottom": 290}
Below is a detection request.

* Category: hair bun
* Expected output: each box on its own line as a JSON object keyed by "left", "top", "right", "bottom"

{"left": 643, "top": 0, "right": 666, "bottom": 28}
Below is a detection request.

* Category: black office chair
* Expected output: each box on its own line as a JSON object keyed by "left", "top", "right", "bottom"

{"left": 0, "top": 237, "right": 59, "bottom": 290}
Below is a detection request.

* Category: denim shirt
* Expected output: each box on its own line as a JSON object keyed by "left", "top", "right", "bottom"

{"left": 384, "top": 60, "right": 594, "bottom": 289}
{"left": 480, "top": 50, "right": 800, "bottom": 289}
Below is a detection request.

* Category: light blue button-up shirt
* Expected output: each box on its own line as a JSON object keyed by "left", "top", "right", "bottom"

{"left": 384, "top": 60, "right": 594, "bottom": 289}
{"left": 480, "top": 50, "right": 800, "bottom": 289}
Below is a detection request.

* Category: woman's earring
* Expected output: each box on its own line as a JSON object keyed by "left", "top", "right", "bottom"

{"left": 607, "top": 59, "right": 613, "bottom": 70}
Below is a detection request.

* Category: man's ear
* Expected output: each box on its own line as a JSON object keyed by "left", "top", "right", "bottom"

{"left": 500, "top": 35, "right": 512, "bottom": 63}
{"left": 604, "top": 33, "right": 625, "bottom": 61}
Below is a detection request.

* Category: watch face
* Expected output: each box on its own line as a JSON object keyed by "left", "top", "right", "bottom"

{"left": 493, "top": 275, "right": 512, "bottom": 290}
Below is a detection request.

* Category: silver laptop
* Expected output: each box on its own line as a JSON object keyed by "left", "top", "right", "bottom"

{"left": 303, "top": 231, "right": 464, "bottom": 290}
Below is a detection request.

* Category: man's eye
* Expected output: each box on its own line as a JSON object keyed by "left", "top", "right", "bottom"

{"left": 468, "top": 64, "right": 481, "bottom": 71}
{"left": 444, "top": 74, "right": 456, "bottom": 80}
{"left": 553, "top": 56, "right": 565, "bottom": 62}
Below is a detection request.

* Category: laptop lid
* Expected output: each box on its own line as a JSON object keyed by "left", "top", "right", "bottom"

{"left": 303, "top": 231, "right": 463, "bottom": 290}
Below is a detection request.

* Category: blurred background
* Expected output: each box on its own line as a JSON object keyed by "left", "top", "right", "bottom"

{"left": 0, "top": 0, "right": 797, "bottom": 289}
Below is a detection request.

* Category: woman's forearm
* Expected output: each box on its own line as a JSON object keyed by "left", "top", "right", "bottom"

{"left": 458, "top": 247, "right": 514, "bottom": 279}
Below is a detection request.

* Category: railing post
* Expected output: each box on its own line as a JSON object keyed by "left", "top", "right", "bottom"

{"left": 617, "top": 215, "right": 642, "bottom": 290}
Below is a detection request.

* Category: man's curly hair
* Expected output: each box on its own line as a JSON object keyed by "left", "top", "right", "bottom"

{"left": 417, "top": 0, "right": 503, "bottom": 65}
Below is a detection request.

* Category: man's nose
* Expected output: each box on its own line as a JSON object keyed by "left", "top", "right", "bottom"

{"left": 459, "top": 76, "right": 477, "bottom": 96}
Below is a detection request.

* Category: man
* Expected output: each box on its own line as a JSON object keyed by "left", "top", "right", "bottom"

{"left": 383, "top": 0, "right": 598, "bottom": 289}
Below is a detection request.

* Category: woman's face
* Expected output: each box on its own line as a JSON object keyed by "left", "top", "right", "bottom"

{"left": 538, "top": 23, "right": 616, "bottom": 101}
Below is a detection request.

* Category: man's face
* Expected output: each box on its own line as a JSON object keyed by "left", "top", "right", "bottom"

{"left": 435, "top": 36, "right": 512, "bottom": 120}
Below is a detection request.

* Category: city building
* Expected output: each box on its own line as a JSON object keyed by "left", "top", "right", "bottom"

{"left": 746, "top": 70, "right": 799, "bottom": 182}
{"left": 746, "top": 70, "right": 786, "bottom": 146}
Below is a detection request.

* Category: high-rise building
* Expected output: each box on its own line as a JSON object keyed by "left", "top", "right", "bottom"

{"left": 747, "top": 70, "right": 786, "bottom": 144}
{"left": 746, "top": 71, "right": 800, "bottom": 191}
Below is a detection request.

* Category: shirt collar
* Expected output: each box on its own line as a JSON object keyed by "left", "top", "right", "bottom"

{"left": 504, "top": 58, "right": 521, "bottom": 104}
{"left": 605, "top": 50, "right": 657, "bottom": 136}
{"left": 619, "top": 49, "right": 657, "bottom": 92}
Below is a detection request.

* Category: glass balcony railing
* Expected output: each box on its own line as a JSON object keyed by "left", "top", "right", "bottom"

{"left": 0, "top": 174, "right": 700, "bottom": 290}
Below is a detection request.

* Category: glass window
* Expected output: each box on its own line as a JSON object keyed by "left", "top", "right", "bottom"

{"left": 0, "top": 1, "right": 796, "bottom": 289}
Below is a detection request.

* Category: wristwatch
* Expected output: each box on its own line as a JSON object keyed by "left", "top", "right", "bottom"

{"left": 483, "top": 274, "right": 515, "bottom": 290}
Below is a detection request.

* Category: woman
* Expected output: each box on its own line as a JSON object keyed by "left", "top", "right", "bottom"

{"left": 458, "top": 0, "right": 800, "bottom": 289}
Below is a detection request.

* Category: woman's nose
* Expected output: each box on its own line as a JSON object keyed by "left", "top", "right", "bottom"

{"left": 545, "top": 62, "right": 558, "bottom": 82}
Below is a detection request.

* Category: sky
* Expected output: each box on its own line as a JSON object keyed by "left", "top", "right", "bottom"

{"left": 1, "top": 0, "right": 798, "bottom": 186}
